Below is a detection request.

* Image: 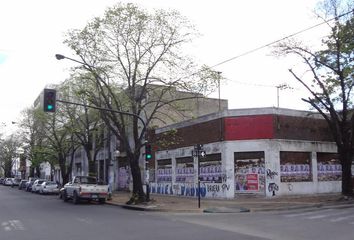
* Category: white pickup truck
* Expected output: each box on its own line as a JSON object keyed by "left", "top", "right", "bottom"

{"left": 62, "top": 176, "right": 109, "bottom": 204}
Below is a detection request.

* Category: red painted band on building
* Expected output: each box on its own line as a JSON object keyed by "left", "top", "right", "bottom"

{"left": 224, "top": 115, "right": 274, "bottom": 140}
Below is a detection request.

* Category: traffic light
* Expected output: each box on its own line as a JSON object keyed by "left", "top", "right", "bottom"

{"left": 43, "top": 89, "right": 56, "bottom": 112}
{"left": 145, "top": 144, "right": 152, "bottom": 161}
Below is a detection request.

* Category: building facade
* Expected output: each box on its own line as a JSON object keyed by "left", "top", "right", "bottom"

{"left": 149, "top": 107, "right": 349, "bottom": 198}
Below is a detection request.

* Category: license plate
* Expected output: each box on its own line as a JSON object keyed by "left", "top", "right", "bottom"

{"left": 92, "top": 194, "right": 98, "bottom": 198}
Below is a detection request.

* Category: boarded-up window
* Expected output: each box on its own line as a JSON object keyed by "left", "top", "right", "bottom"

{"left": 157, "top": 159, "right": 172, "bottom": 183}
{"left": 280, "top": 151, "right": 312, "bottom": 182}
{"left": 199, "top": 153, "right": 222, "bottom": 183}
{"left": 234, "top": 152, "right": 265, "bottom": 193}
{"left": 317, "top": 153, "right": 341, "bottom": 181}
{"left": 176, "top": 157, "right": 194, "bottom": 183}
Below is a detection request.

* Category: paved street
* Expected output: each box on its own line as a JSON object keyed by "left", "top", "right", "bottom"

{"left": 156, "top": 205, "right": 354, "bottom": 240}
{"left": 1, "top": 185, "right": 354, "bottom": 240}
{"left": 0, "top": 186, "right": 263, "bottom": 240}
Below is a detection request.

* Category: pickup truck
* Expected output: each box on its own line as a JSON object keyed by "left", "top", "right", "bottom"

{"left": 62, "top": 176, "right": 109, "bottom": 204}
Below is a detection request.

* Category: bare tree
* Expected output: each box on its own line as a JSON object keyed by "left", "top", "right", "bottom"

{"left": 275, "top": 0, "right": 354, "bottom": 196}
{"left": 63, "top": 3, "right": 219, "bottom": 203}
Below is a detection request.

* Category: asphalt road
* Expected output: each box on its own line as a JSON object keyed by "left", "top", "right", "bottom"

{"left": 156, "top": 203, "right": 354, "bottom": 240}
{"left": 0, "top": 185, "right": 267, "bottom": 240}
{"left": 2, "top": 185, "right": 354, "bottom": 240}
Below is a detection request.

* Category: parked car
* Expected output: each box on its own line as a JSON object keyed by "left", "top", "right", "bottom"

{"left": 38, "top": 181, "right": 60, "bottom": 195}
{"left": 4, "top": 178, "right": 14, "bottom": 186}
{"left": 62, "top": 176, "right": 109, "bottom": 204}
{"left": 18, "top": 180, "right": 28, "bottom": 190}
{"left": 25, "top": 178, "right": 38, "bottom": 192}
{"left": 31, "top": 179, "right": 46, "bottom": 193}
{"left": 11, "top": 178, "right": 21, "bottom": 188}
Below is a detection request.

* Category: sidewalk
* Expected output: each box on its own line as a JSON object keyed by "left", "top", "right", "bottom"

{"left": 106, "top": 191, "right": 354, "bottom": 213}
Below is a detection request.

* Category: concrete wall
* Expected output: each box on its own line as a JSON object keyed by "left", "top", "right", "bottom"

{"left": 153, "top": 139, "right": 340, "bottom": 199}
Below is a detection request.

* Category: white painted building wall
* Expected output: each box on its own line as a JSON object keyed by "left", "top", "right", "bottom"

{"left": 152, "top": 138, "right": 340, "bottom": 199}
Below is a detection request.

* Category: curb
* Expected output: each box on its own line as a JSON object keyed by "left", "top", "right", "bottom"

{"left": 106, "top": 201, "right": 203, "bottom": 213}
{"left": 203, "top": 207, "right": 250, "bottom": 213}
{"left": 106, "top": 199, "right": 354, "bottom": 213}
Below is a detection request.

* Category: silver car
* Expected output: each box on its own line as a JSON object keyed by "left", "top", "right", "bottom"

{"left": 38, "top": 181, "right": 60, "bottom": 195}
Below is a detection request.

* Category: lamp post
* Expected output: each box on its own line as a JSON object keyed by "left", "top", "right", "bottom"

{"left": 56, "top": 54, "right": 114, "bottom": 185}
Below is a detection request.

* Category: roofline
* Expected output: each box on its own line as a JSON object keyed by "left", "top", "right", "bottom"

{"left": 156, "top": 107, "right": 324, "bottom": 134}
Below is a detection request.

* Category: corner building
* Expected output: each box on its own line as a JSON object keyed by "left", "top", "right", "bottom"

{"left": 149, "top": 107, "right": 347, "bottom": 198}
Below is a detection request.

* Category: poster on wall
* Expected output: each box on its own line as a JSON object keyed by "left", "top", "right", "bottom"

{"left": 118, "top": 166, "right": 130, "bottom": 190}
{"left": 246, "top": 174, "right": 259, "bottom": 191}
{"left": 234, "top": 158, "right": 264, "bottom": 193}
{"left": 317, "top": 163, "right": 342, "bottom": 181}
{"left": 280, "top": 164, "right": 311, "bottom": 182}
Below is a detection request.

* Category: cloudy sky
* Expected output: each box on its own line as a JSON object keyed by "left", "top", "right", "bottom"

{"left": 0, "top": 0, "right": 326, "bottom": 135}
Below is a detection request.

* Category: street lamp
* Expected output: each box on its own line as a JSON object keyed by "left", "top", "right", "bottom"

{"left": 56, "top": 53, "right": 114, "bottom": 185}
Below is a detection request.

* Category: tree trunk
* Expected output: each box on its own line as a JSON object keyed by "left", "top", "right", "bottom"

{"left": 126, "top": 152, "right": 146, "bottom": 204}
{"left": 339, "top": 147, "right": 353, "bottom": 196}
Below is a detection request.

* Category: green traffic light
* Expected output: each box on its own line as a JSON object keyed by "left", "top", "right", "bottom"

{"left": 146, "top": 154, "right": 152, "bottom": 159}
{"left": 47, "top": 105, "right": 53, "bottom": 110}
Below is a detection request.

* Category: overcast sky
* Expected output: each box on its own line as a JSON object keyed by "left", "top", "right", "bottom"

{"left": 0, "top": 0, "right": 327, "bottom": 135}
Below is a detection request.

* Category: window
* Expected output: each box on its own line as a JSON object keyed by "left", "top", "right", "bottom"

{"left": 317, "top": 153, "right": 341, "bottom": 181}
{"left": 176, "top": 157, "right": 194, "bottom": 183}
{"left": 280, "top": 151, "right": 312, "bottom": 182}
{"left": 234, "top": 152, "right": 265, "bottom": 193}
{"left": 157, "top": 159, "right": 172, "bottom": 183}
{"left": 199, "top": 153, "right": 222, "bottom": 183}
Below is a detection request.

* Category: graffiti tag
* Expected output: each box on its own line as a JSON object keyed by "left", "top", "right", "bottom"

{"left": 266, "top": 169, "right": 278, "bottom": 179}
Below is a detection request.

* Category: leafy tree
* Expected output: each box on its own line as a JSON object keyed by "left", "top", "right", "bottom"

{"left": 0, "top": 134, "right": 21, "bottom": 177}
{"left": 18, "top": 107, "right": 50, "bottom": 178}
{"left": 275, "top": 0, "right": 354, "bottom": 196}
{"left": 35, "top": 102, "right": 78, "bottom": 184}
{"left": 60, "top": 79, "right": 106, "bottom": 178}
{"left": 63, "top": 3, "right": 219, "bottom": 203}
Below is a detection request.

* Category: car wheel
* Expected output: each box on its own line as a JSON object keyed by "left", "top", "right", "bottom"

{"left": 73, "top": 191, "right": 80, "bottom": 205}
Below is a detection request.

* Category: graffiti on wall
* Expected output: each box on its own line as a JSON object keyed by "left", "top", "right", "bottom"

{"left": 266, "top": 169, "right": 278, "bottom": 180}
{"left": 267, "top": 183, "right": 279, "bottom": 193}
{"left": 266, "top": 168, "right": 279, "bottom": 195}
{"left": 150, "top": 182, "right": 231, "bottom": 198}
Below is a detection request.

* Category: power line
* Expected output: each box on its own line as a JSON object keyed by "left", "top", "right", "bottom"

{"left": 224, "top": 77, "right": 301, "bottom": 90}
{"left": 209, "top": 8, "right": 354, "bottom": 70}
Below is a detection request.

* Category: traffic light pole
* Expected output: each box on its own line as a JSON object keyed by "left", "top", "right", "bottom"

{"left": 55, "top": 54, "right": 152, "bottom": 201}
{"left": 56, "top": 99, "right": 151, "bottom": 201}
{"left": 56, "top": 99, "right": 146, "bottom": 134}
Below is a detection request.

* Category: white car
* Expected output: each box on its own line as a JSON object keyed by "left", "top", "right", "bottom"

{"left": 38, "top": 181, "right": 60, "bottom": 195}
{"left": 4, "top": 178, "right": 14, "bottom": 186}
{"left": 31, "top": 179, "right": 46, "bottom": 193}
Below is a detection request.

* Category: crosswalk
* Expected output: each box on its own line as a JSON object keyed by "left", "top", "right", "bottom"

{"left": 281, "top": 206, "right": 354, "bottom": 225}
{"left": 1, "top": 220, "right": 25, "bottom": 231}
